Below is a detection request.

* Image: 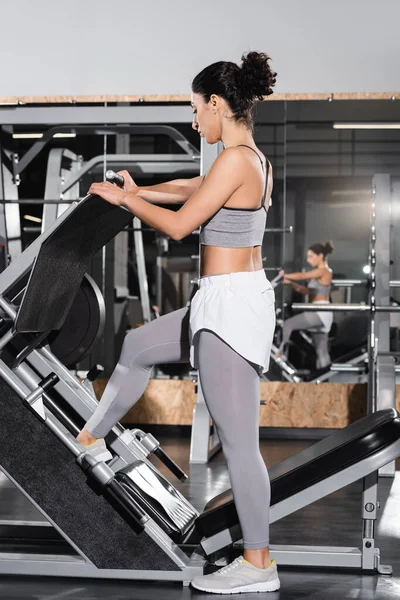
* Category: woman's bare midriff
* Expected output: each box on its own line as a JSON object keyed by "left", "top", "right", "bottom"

{"left": 200, "top": 245, "right": 263, "bottom": 277}
{"left": 312, "top": 295, "right": 329, "bottom": 302}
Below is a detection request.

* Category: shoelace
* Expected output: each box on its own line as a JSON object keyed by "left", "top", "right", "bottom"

{"left": 216, "top": 558, "right": 243, "bottom": 575}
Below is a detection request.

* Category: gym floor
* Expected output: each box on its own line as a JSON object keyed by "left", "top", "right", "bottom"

{"left": 0, "top": 436, "right": 399, "bottom": 600}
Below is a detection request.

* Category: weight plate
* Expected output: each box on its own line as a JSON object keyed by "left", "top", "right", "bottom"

{"left": 48, "top": 274, "right": 105, "bottom": 367}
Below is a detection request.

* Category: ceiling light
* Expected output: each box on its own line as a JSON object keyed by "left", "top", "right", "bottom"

{"left": 13, "top": 133, "right": 43, "bottom": 139}
{"left": 12, "top": 133, "right": 76, "bottom": 139}
{"left": 333, "top": 122, "right": 400, "bottom": 130}
{"left": 53, "top": 133, "right": 76, "bottom": 138}
{"left": 23, "top": 215, "right": 42, "bottom": 223}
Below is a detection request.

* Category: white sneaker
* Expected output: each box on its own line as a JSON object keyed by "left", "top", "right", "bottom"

{"left": 83, "top": 439, "right": 113, "bottom": 463}
{"left": 191, "top": 556, "right": 280, "bottom": 594}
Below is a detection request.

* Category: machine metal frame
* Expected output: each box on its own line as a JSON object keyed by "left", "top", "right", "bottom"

{"left": 202, "top": 446, "right": 400, "bottom": 572}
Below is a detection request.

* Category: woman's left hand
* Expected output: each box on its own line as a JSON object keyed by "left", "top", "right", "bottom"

{"left": 88, "top": 182, "right": 126, "bottom": 207}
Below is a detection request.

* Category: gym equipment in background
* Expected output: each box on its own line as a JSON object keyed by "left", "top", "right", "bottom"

{"left": 0, "top": 176, "right": 398, "bottom": 581}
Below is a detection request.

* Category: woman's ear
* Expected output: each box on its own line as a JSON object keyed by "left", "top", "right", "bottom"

{"left": 210, "top": 94, "right": 219, "bottom": 110}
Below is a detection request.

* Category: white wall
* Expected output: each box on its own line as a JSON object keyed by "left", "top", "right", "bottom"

{"left": 0, "top": 0, "right": 399, "bottom": 97}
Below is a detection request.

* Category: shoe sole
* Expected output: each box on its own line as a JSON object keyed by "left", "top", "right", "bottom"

{"left": 191, "top": 578, "right": 281, "bottom": 594}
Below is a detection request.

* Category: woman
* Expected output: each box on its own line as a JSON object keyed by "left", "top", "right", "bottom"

{"left": 77, "top": 52, "right": 280, "bottom": 594}
{"left": 277, "top": 241, "right": 334, "bottom": 369}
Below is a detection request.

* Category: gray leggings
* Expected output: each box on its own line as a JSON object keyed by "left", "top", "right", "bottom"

{"left": 85, "top": 307, "right": 271, "bottom": 549}
{"left": 279, "top": 312, "right": 331, "bottom": 369}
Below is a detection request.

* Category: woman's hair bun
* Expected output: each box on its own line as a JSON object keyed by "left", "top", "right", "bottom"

{"left": 309, "top": 240, "right": 334, "bottom": 257}
{"left": 324, "top": 241, "right": 334, "bottom": 255}
{"left": 240, "top": 51, "right": 277, "bottom": 101}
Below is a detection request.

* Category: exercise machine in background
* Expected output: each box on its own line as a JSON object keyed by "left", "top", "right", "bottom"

{"left": 0, "top": 184, "right": 397, "bottom": 580}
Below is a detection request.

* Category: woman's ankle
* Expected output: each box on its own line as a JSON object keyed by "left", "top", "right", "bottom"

{"left": 77, "top": 429, "right": 97, "bottom": 447}
{"left": 243, "top": 547, "right": 271, "bottom": 569}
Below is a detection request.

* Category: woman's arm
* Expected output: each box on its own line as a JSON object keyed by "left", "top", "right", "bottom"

{"left": 284, "top": 278, "right": 310, "bottom": 295}
{"left": 117, "top": 170, "right": 204, "bottom": 205}
{"left": 282, "top": 268, "right": 329, "bottom": 281}
{"left": 89, "top": 148, "right": 245, "bottom": 240}
{"left": 137, "top": 176, "right": 205, "bottom": 205}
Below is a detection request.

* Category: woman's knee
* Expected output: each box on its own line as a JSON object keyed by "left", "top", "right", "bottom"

{"left": 119, "top": 327, "right": 152, "bottom": 368}
{"left": 282, "top": 321, "right": 294, "bottom": 342}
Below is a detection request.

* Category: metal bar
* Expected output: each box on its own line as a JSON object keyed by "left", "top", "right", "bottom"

{"left": 0, "top": 199, "right": 77, "bottom": 204}
{"left": 265, "top": 226, "right": 293, "bottom": 234}
{"left": 133, "top": 217, "right": 152, "bottom": 324}
{"left": 373, "top": 174, "right": 396, "bottom": 475}
{"left": 271, "top": 278, "right": 399, "bottom": 288}
{"left": 270, "top": 546, "right": 362, "bottom": 569}
{"left": 190, "top": 378, "right": 221, "bottom": 464}
{"left": 332, "top": 279, "right": 366, "bottom": 287}
{"left": 0, "top": 146, "right": 21, "bottom": 261}
{"left": 0, "top": 328, "right": 16, "bottom": 350}
{"left": 361, "top": 471, "right": 379, "bottom": 569}
{"left": 281, "top": 100, "right": 288, "bottom": 326}
{"left": 368, "top": 197, "right": 377, "bottom": 418}
{"left": 292, "top": 303, "right": 400, "bottom": 312}
{"left": 0, "top": 555, "right": 203, "bottom": 581}
{"left": 189, "top": 139, "right": 224, "bottom": 464}
{"left": 0, "top": 136, "right": 10, "bottom": 268}
{"left": 42, "top": 148, "right": 81, "bottom": 230}
{"left": 0, "top": 105, "right": 193, "bottom": 126}
{"left": 330, "top": 364, "right": 365, "bottom": 373}
{"left": 63, "top": 154, "right": 199, "bottom": 194}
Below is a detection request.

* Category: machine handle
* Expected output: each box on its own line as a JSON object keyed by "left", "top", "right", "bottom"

{"left": 154, "top": 447, "right": 188, "bottom": 482}
{"left": 105, "top": 170, "right": 124, "bottom": 188}
{"left": 39, "top": 373, "right": 60, "bottom": 391}
{"left": 87, "top": 364, "right": 104, "bottom": 382}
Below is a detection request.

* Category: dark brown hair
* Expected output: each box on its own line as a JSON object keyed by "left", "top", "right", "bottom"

{"left": 191, "top": 51, "right": 277, "bottom": 130}
{"left": 309, "top": 241, "right": 334, "bottom": 258}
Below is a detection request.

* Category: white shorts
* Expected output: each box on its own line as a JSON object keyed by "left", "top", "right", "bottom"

{"left": 312, "top": 300, "right": 333, "bottom": 333}
{"left": 189, "top": 269, "right": 276, "bottom": 374}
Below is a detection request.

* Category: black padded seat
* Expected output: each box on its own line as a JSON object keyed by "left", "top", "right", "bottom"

{"left": 15, "top": 195, "right": 132, "bottom": 334}
{"left": 195, "top": 409, "right": 400, "bottom": 539}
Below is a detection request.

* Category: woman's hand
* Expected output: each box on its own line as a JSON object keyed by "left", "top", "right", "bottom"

{"left": 116, "top": 170, "right": 139, "bottom": 193}
{"left": 279, "top": 269, "right": 285, "bottom": 277}
{"left": 89, "top": 181, "right": 127, "bottom": 207}
{"left": 283, "top": 277, "right": 292, "bottom": 285}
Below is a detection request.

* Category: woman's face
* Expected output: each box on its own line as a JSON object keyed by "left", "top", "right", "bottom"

{"left": 191, "top": 92, "right": 222, "bottom": 144}
{"left": 307, "top": 250, "right": 322, "bottom": 267}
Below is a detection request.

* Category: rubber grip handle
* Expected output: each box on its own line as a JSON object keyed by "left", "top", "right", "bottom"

{"left": 87, "top": 364, "right": 104, "bottom": 382}
{"left": 105, "top": 170, "right": 124, "bottom": 188}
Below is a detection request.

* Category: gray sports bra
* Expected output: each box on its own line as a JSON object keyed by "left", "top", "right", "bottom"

{"left": 199, "top": 145, "right": 269, "bottom": 248}
{"left": 308, "top": 278, "right": 331, "bottom": 297}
